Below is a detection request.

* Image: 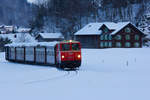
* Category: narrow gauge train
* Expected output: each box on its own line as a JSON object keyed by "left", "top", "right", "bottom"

{"left": 5, "top": 40, "right": 81, "bottom": 69}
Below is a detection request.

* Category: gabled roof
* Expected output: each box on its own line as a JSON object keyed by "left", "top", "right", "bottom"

{"left": 101, "top": 22, "right": 120, "bottom": 30}
{"left": 110, "top": 22, "right": 130, "bottom": 35}
{"left": 37, "top": 33, "right": 64, "bottom": 39}
{"left": 74, "top": 22, "right": 133, "bottom": 35}
{"left": 74, "top": 23, "right": 103, "bottom": 35}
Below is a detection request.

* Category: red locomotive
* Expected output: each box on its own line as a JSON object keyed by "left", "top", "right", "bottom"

{"left": 5, "top": 40, "right": 81, "bottom": 69}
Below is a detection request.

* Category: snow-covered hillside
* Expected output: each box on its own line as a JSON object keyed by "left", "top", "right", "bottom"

{"left": 0, "top": 48, "right": 150, "bottom": 100}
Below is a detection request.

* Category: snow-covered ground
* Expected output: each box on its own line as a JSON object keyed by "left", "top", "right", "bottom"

{"left": 0, "top": 48, "right": 150, "bottom": 100}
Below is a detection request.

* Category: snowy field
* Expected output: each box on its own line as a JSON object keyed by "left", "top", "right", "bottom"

{"left": 0, "top": 48, "right": 150, "bottom": 100}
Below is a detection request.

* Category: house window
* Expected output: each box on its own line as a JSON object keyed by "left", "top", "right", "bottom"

{"left": 104, "top": 28, "right": 108, "bottom": 33}
{"left": 104, "top": 42, "right": 108, "bottom": 47}
{"left": 100, "top": 35, "right": 104, "bottom": 40}
{"left": 125, "top": 27, "right": 131, "bottom": 33}
{"left": 135, "top": 35, "right": 139, "bottom": 40}
{"left": 126, "top": 35, "right": 130, "bottom": 40}
{"left": 125, "top": 42, "right": 131, "bottom": 47}
{"left": 104, "top": 35, "right": 108, "bottom": 40}
{"left": 109, "top": 35, "right": 112, "bottom": 40}
{"left": 116, "top": 35, "right": 122, "bottom": 40}
{"left": 108, "top": 42, "right": 112, "bottom": 47}
{"left": 134, "top": 42, "right": 140, "bottom": 47}
{"left": 116, "top": 42, "right": 122, "bottom": 47}
{"left": 100, "top": 42, "right": 104, "bottom": 47}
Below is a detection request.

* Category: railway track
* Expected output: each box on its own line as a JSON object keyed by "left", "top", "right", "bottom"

{"left": 24, "top": 69, "right": 79, "bottom": 85}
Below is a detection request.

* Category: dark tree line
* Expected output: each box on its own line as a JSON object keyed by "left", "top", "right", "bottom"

{"left": 0, "top": 38, "right": 11, "bottom": 52}
{"left": 30, "top": 0, "right": 99, "bottom": 39}
{"left": 0, "top": 0, "right": 34, "bottom": 26}
{"left": 101, "top": 0, "right": 149, "bottom": 8}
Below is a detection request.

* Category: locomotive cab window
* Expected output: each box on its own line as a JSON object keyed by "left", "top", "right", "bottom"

{"left": 72, "top": 43, "right": 80, "bottom": 51}
{"left": 61, "top": 44, "right": 70, "bottom": 51}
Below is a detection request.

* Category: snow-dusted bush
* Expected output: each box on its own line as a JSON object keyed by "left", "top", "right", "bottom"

{"left": 0, "top": 37, "right": 12, "bottom": 52}
{"left": 143, "top": 34, "right": 150, "bottom": 47}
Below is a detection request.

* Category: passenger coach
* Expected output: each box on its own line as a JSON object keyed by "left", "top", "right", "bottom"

{"left": 5, "top": 40, "right": 81, "bottom": 69}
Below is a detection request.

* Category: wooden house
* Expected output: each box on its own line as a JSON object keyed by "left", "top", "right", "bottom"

{"left": 36, "top": 33, "right": 64, "bottom": 42}
{"left": 74, "top": 22, "right": 145, "bottom": 48}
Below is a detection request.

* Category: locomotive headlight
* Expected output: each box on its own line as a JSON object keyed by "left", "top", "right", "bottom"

{"left": 77, "top": 54, "right": 81, "bottom": 59}
{"left": 69, "top": 40, "right": 72, "bottom": 42}
{"left": 62, "top": 55, "right": 65, "bottom": 59}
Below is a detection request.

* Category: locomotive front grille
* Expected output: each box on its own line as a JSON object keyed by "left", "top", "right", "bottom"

{"left": 61, "top": 60, "right": 81, "bottom": 68}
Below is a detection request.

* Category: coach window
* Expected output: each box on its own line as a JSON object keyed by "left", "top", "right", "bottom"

{"left": 72, "top": 43, "right": 80, "bottom": 51}
{"left": 61, "top": 44, "right": 70, "bottom": 51}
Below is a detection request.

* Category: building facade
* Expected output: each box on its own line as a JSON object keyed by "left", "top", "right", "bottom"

{"left": 74, "top": 22, "right": 145, "bottom": 48}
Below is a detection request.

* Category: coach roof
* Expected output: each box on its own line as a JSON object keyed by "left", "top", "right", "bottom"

{"left": 6, "top": 42, "right": 58, "bottom": 47}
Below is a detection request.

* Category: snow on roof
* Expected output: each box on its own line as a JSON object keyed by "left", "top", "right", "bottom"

{"left": 6, "top": 41, "right": 58, "bottom": 47}
{"left": 74, "top": 22, "right": 131, "bottom": 35}
{"left": 17, "top": 28, "right": 31, "bottom": 33}
{"left": 0, "top": 25, "right": 14, "bottom": 32}
{"left": 38, "top": 33, "right": 64, "bottom": 39}
{"left": 110, "top": 22, "right": 130, "bottom": 35}
{"left": 74, "top": 23, "right": 103, "bottom": 35}
{"left": 6, "top": 40, "right": 80, "bottom": 47}
{"left": 5, "top": 26, "right": 14, "bottom": 28}
{"left": 102, "top": 22, "right": 119, "bottom": 30}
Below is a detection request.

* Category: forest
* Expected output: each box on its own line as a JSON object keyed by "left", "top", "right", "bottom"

{"left": 30, "top": 0, "right": 150, "bottom": 39}
{"left": 0, "top": 0, "right": 33, "bottom": 26}
{"left": 0, "top": 0, "right": 150, "bottom": 39}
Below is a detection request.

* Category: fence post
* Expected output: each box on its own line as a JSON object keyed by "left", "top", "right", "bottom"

{"left": 34, "top": 47, "right": 36, "bottom": 63}
{"left": 15, "top": 47, "right": 17, "bottom": 61}
{"left": 24, "top": 47, "right": 26, "bottom": 62}
{"left": 45, "top": 47, "right": 47, "bottom": 64}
